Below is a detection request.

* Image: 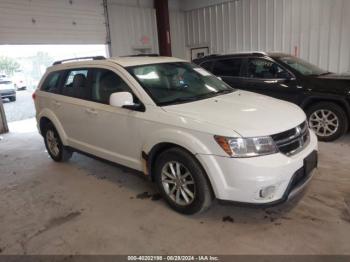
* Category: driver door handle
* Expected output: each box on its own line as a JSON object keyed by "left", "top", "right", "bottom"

{"left": 85, "top": 108, "right": 98, "bottom": 115}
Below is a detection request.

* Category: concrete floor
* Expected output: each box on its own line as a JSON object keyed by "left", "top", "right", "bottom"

{"left": 3, "top": 90, "right": 36, "bottom": 122}
{"left": 0, "top": 118, "right": 349, "bottom": 255}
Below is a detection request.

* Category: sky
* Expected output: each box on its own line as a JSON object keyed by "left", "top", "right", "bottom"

{"left": 0, "top": 44, "right": 108, "bottom": 60}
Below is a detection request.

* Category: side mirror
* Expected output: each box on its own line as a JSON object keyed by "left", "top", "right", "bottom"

{"left": 109, "top": 92, "right": 145, "bottom": 112}
{"left": 277, "top": 72, "right": 295, "bottom": 81}
{"left": 110, "top": 92, "right": 134, "bottom": 108}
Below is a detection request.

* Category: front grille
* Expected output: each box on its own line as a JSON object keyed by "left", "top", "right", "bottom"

{"left": 271, "top": 121, "right": 310, "bottom": 156}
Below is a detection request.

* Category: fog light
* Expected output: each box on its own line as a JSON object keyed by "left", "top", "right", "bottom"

{"left": 259, "top": 186, "right": 276, "bottom": 199}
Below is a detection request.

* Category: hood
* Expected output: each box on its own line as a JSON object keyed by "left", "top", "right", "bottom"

{"left": 163, "top": 91, "right": 306, "bottom": 137}
{"left": 310, "top": 73, "right": 350, "bottom": 95}
{"left": 316, "top": 72, "right": 350, "bottom": 80}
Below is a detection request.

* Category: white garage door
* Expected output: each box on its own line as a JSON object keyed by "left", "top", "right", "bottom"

{"left": 0, "top": 0, "right": 107, "bottom": 44}
{"left": 107, "top": 4, "right": 159, "bottom": 56}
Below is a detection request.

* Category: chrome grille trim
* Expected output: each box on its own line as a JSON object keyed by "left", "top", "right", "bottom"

{"left": 271, "top": 121, "right": 310, "bottom": 156}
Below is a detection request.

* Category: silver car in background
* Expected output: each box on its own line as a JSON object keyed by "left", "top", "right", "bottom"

{"left": 0, "top": 76, "right": 16, "bottom": 102}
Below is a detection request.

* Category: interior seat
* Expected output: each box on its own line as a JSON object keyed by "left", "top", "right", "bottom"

{"left": 72, "top": 73, "right": 90, "bottom": 99}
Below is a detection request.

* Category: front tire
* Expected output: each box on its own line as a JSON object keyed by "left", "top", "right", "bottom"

{"left": 154, "top": 148, "right": 213, "bottom": 215}
{"left": 307, "top": 102, "right": 348, "bottom": 142}
{"left": 43, "top": 122, "right": 72, "bottom": 162}
{"left": 9, "top": 96, "right": 16, "bottom": 102}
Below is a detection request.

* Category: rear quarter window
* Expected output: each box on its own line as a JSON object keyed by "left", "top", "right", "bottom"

{"left": 41, "top": 71, "right": 62, "bottom": 93}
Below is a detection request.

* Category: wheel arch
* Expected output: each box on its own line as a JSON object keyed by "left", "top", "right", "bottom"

{"left": 145, "top": 142, "right": 190, "bottom": 181}
{"left": 38, "top": 109, "right": 68, "bottom": 145}
{"left": 144, "top": 142, "right": 216, "bottom": 198}
{"left": 142, "top": 129, "right": 213, "bottom": 170}
{"left": 301, "top": 96, "right": 350, "bottom": 120}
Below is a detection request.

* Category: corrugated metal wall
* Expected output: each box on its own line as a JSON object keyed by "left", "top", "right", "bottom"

{"left": 185, "top": 0, "right": 350, "bottom": 73}
{"left": 170, "top": 11, "right": 187, "bottom": 59}
{"left": 108, "top": 3, "right": 159, "bottom": 56}
{"left": 0, "top": 0, "right": 107, "bottom": 44}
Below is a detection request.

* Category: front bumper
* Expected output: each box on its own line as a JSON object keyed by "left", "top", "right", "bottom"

{"left": 197, "top": 130, "right": 318, "bottom": 204}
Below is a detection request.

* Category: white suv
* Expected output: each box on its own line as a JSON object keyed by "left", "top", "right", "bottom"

{"left": 34, "top": 56, "right": 318, "bottom": 214}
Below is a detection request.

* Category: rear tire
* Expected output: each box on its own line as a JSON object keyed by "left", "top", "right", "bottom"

{"left": 306, "top": 102, "right": 348, "bottom": 142}
{"left": 154, "top": 148, "right": 213, "bottom": 215}
{"left": 43, "top": 122, "right": 72, "bottom": 162}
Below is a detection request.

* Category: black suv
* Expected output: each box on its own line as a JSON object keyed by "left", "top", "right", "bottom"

{"left": 194, "top": 52, "right": 350, "bottom": 141}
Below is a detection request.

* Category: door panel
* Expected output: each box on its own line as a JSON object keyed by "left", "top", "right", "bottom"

{"left": 239, "top": 78, "right": 300, "bottom": 103}
{"left": 77, "top": 102, "right": 144, "bottom": 170}
{"left": 70, "top": 68, "right": 145, "bottom": 170}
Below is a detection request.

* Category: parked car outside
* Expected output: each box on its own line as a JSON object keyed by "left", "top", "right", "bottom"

{"left": 0, "top": 76, "right": 16, "bottom": 102}
{"left": 33, "top": 56, "right": 318, "bottom": 214}
{"left": 12, "top": 75, "right": 27, "bottom": 91}
{"left": 194, "top": 52, "right": 350, "bottom": 142}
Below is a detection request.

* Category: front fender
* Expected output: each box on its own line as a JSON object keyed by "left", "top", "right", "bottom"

{"left": 301, "top": 95, "right": 350, "bottom": 117}
{"left": 142, "top": 128, "right": 213, "bottom": 156}
{"left": 142, "top": 128, "right": 225, "bottom": 198}
{"left": 38, "top": 109, "right": 68, "bottom": 145}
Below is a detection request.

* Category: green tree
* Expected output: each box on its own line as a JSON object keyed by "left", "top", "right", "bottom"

{"left": 0, "top": 56, "right": 20, "bottom": 76}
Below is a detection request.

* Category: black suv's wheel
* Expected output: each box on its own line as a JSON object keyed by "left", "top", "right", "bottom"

{"left": 9, "top": 96, "right": 16, "bottom": 102}
{"left": 43, "top": 122, "right": 72, "bottom": 162}
{"left": 306, "top": 102, "right": 348, "bottom": 142}
{"left": 154, "top": 148, "right": 213, "bottom": 215}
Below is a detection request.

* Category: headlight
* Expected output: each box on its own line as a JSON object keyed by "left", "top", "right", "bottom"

{"left": 214, "top": 135, "right": 278, "bottom": 157}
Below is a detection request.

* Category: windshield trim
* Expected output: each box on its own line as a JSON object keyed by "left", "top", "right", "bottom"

{"left": 126, "top": 62, "right": 235, "bottom": 107}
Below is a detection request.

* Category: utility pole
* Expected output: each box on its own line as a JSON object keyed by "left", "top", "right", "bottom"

{"left": 0, "top": 99, "right": 8, "bottom": 134}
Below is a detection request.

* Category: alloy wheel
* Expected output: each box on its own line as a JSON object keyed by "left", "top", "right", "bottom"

{"left": 161, "top": 161, "right": 196, "bottom": 206}
{"left": 309, "top": 109, "right": 339, "bottom": 137}
{"left": 46, "top": 130, "right": 60, "bottom": 157}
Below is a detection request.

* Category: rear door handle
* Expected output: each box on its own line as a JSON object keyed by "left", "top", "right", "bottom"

{"left": 85, "top": 108, "right": 98, "bottom": 115}
{"left": 53, "top": 100, "right": 61, "bottom": 107}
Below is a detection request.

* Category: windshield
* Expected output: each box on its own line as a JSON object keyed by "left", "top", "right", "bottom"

{"left": 127, "top": 62, "right": 234, "bottom": 106}
{"left": 279, "top": 56, "right": 328, "bottom": 76}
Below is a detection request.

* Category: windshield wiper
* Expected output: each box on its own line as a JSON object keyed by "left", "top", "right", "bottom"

{"left": 215, "top": 89, "right": 234, "bottom": 95}
{"left": 159, "top": 96, "right": 200, "bottom": 106}
{"left": 159, "top": 89, "right": 234, "bottom": 106}
{"left": 319, "top": 72, "right": 332, "bottom": 76}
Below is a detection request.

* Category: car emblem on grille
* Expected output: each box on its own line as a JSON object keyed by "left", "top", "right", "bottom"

{"left": 296, "top": 126, "right": 302, "bottom": 136}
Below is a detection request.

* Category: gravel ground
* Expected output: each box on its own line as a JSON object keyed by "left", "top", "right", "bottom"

{"left": 2, "top": 90, "right": 36, "bottom": 122}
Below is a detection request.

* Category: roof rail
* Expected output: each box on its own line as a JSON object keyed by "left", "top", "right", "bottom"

{"left": 206, "top": 54, "right": 219, "bottom": 58}
{"left": 193, "top": 54, "right": 219, "bottom": 60}
{"left": 124, "top": 53, "right": 160, "bottom": 57}
{"left": 52, "top": 56, "right": 106, "bottom": 65}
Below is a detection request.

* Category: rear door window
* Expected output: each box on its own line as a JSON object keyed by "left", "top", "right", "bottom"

{"left": 213, "top": 58, "right": 243, "bottom": 77}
